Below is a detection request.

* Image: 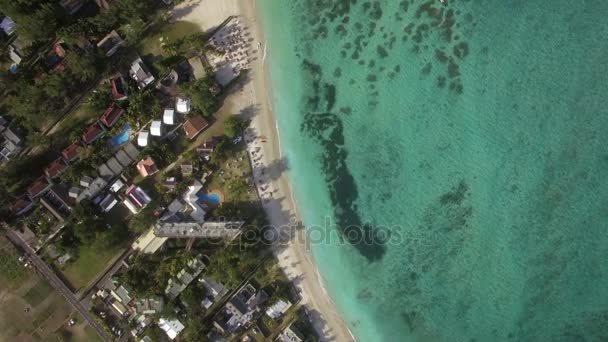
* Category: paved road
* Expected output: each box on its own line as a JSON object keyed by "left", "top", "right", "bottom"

{"left": 4, "top": 229, "right": 111, "bottom": 342}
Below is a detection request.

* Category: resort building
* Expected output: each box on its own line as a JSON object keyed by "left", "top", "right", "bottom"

{"left": 163, "top": 108, "right": 175, "bottom": 125}
{"left": 158, "top": 318, "right": 185, "bottom": 340}
{"left": 175, "top": 97, "right": 191, "bottom": 114}
{"left": 150, "top": 120, "right": 163, "bottom": 137}
{"left": 130, "top": 57, "right": 155, "bottom": 89}
{"left": 100, "top": 103, "right": 125, "bottom": 128}
{"left": 110, "top": 74, "right": 128, "bottom": 100}
{"left": 81, "top": 123, "right": 106, "bottom": 144}
{"left": 183, "top": 115, "right": 209, "bottom": 139}
{"left": 153, "top": 221, "right": 245, "bottom": 240}
{"left": 61, "top": 142, "right": 81, "bottom": 163}
{"left": 44, "top": 158, "right": 68, "bottom": 179}
{"left": 136, "top": 156, "right": 158, "bottom": 177}
{"left": 137, "top": 131, "right": 149, "bottom": 147}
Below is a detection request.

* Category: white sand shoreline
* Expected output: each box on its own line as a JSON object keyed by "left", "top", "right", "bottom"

{"left": 170, "top": 1, "right": 354, "bottom": 340}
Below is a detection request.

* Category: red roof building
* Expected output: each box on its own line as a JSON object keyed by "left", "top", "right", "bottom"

{"left": 82, "top": 123, "right": 105, "bottom": 144}
{"left": 26, "top": 176, "right": 52, "bottom": 198}
{"left": 61, "top": 142, "right": 81, "bottom": 162}
{"left": 183, "top": 115, "right": 209, "bottom": 140}
{"left": 111, "top": 75, "right": 128, "bottom": 100}
{"left": 44, "top": 158, "right": 68, "bottom": 179}
{"left": 10, "top": 195, "right": 34, "bottom": 216}
{"left": 100, "top": 103, "right": 125, "bottom": 128}
{"left": 136, "top": 156, "right": 158, "bottom": 177}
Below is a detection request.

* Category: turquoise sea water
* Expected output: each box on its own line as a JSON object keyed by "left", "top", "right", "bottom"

{"left": 258, "top": 1, "right": 608, "bottom": 341}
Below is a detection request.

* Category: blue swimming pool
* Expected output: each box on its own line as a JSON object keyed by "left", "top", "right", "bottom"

{"left": 110, "top": 124, "right": 130, "bottom": 146}
{"left": 198, "top": 192, "right": 222, "bottom": 205}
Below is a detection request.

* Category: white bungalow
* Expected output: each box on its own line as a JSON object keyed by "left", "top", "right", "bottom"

{"left": 163, "top": 108, "right": 175, "bottom": 125}
{"left": 137, "top": 131, "right": 149, "bottom": 147}
{"left": 151, "top": 121, "right": 163, "bottom": 137}
{"left": 176, "top": 97, "right": 191, "bottom": 114}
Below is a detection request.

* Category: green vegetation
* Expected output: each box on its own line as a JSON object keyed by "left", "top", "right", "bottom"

{"left": 23, "top": 280, "right": 53, "bottom": 306}
{"left": 0, "top": 250, "right": 27, "bottom": 288}
{"left": 125, "top": 88, "right": 162, "bottom": 128}
{"left": 224, "top": 116, "right": 249, "bottom": 138}
{"left": 181, "top": 76, "right": 221, "bottom": 116}
{"left": 119, "top": 250, "right": 190, "bottom": 296}
{"left": 62, "top": 237, "right": 126, "bottom": 290}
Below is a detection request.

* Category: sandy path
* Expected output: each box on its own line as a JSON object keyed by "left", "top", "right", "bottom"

{"left": 170, "top": 1, "right": 354, "bottom": 341}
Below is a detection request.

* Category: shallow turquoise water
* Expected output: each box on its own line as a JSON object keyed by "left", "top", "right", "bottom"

{"left": 258, "top": 1, "right": 608, "bottom": 341}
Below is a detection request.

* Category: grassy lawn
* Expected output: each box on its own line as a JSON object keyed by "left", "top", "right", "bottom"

{"left": 0, "top": 249, "right": 28, "bottom": 289}
{"left": 23, "top": 280, "right": 54, "bottom": 307}
{"left": 61, "top": 242, "right": 126, "bottom": 291}
{"left": 140, "top": 20, "right": 203, "bottom": 56}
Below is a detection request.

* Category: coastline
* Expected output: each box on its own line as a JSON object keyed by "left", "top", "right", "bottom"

{"left": 168, "top": 0, "right": 355, "bottom": 340}
{"left": 240, "top": 1, "right": 355, "bottom": 341}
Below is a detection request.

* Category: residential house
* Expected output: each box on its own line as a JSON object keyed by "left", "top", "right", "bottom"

{"left": 99, "top": 193, "right": 118, "bottom": 212}
{"left": 111, "top": 285, "right": 133, "bottom": 304}
{"left": 42, "top": 184, "right": 75, "bottom": 220}
{"left": 26, "top": 176, "right": 52, "bottom": 198}
{"left": 132, "top": 228, "right": 168, "bottom": 254}
{"left": 81, "top": 123, "right": 106, "bottom": 144}
{"left": 10, "top": 195, "right": 34, "bottom": 216}
{"left": 163, "top": 108, "right": 175, "bottom": 125}
{"left": 134, "top": 297, "right": 164, "bottom": 315}
{"left": 0, "top": 116, "right": 7, "bottom": 132}
{"left": 130, "top": 57, "right": 155, "bottom": 89}
{"left": 123, "top": 185, "right": 152, "bottom": 214}
{"left": 214, "top": 283, "right": 269, "bottom": 333}
{"left": 60, "top": 0, "right": 85, "bottom": 15}
{"left": 276, "top": 324, "right": 305, "bottom": 342}
{"left": 164, "top": 177, "right": 177, "bottom": 191}
{"left": 100, "top": 103, "right": 125, "bottom": 128}
{"left": 76, "top": 177, "right": 108, "bottom": 202}
{"left": 97, "top": 30, "right": 124, "bottom": 57}
{"left": 110, "top": 74, "right": 128, "bottom": 100}
{"left": 150, "top": 121, "right": 163, "bottom": 137}
{"left": 68, "top": 187, "right": 81, "bottom": 199}
{"left": 180, "top": 161, "right": 193, "bottom": 177}
{"left": 183, "top": 115, "right": 209, "bottom": 140}
{"left": 164, "top": 256, "right": 206, "bottom": 299}
{"left": 175, "top": 97, "right": 191, "bottom": 114}
{"left": 265, "top": 300, "right": 292, "bottom": 319}
{"left": 61, "top": 143, "right": 81, "bottom": 163}
{"left": 158, "top": 318, "right": 185, "bottom": 340}
{"left": 0, "top": 127, "right": 23, "bottom": 162}
{"left": 112, "top": 301, "right": 129, "bottom": 316}
{"left": 80, "top": 176, "right": 94, "bottom": 188}
{"left": 137, "top": 131, "right": 149, "bottom": 147}
{"left": 44, "top": 158, "right": 68, "bottom": 179}
{"left": 136, "top": 156, "right": 158, "bottom": 177}
{"left": 187, "top": 56, "right": 206, "bottom": 80}
{"left": 109, "top": 179, "right": 125, "bottom": 193}
{"left": 0, "top": 16, "right": 16, "bottom": 36}
{"left": 8, "top": 44, "right": 22, "bottom": 64}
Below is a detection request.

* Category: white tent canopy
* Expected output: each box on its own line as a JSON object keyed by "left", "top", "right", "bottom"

{"left": 137, "top": 131, "right": 149, "bottom": 147}
{"left": 163, "top": 108, "right": 175, "bottom": 125}
{"left": 151, "top": 121, "right": 163, "bottom": 136}
{"left": 176, "top": 97, "right": 191, "bottom": 114}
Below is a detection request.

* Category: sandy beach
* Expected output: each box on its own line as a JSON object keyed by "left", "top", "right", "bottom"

{"left": 170, "top": 0, "right": 354, "bottom": 341}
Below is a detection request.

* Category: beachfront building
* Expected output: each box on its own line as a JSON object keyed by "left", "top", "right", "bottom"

{"left": 276, "top": 324, "right": 305, "bottom": 342}
{"left": 265, "top": 300, "right": 292, "bottom": 319}
{"left": 183, "top": 115, "right": 209, "bottom": 140}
